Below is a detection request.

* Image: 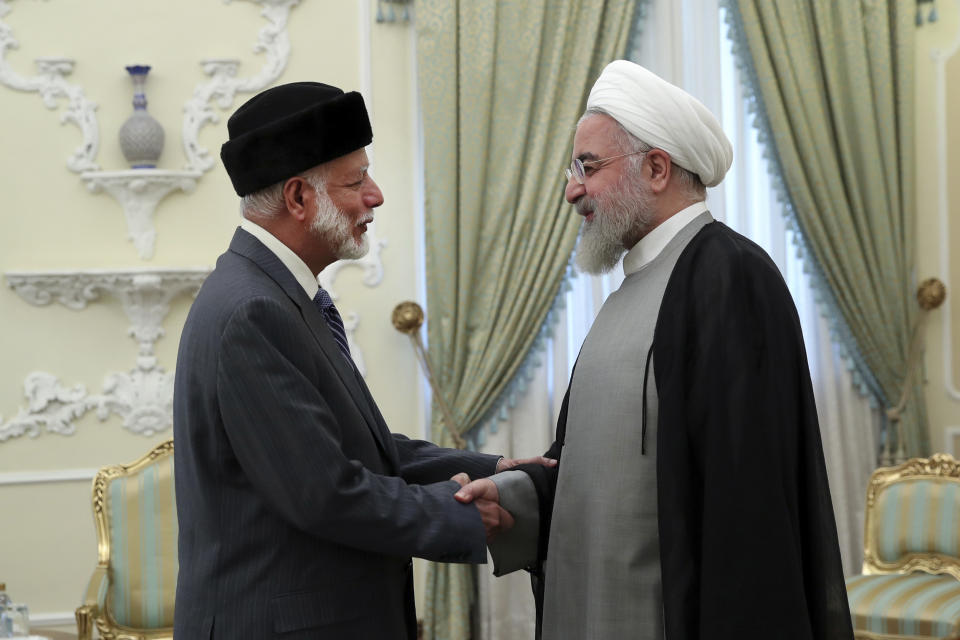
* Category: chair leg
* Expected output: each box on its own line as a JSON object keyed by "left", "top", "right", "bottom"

{"left": 75, "top": 605, "right": 94, "bottom": 640}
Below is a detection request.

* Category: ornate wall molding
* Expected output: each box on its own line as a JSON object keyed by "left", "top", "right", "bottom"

{"left": 931, "top": 1, "right": 960, "bottom": 401}
{"left": 0, "top": 262, "right": 384, "bottom": 441}
{"left": 1, "top": 269, "right": 210, "bottom": 442}
{"left": 0, "top": 0, "right": 100, "bottom": 173}
{"left": 79, "top": 170, "right": 201, "bottom": 259}
{"left": 0, "top": 0, "right": 300, "bottom": 259}
{"left": 0, "top": 0, "right": 387, "bottom": 441}
{"left": 183, "top": 0, "right": 300, "bottom": 173}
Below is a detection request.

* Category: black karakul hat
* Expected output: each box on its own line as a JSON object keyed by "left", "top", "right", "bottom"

{"left": 220, "top": 82, "right": 373, "bottom": 196}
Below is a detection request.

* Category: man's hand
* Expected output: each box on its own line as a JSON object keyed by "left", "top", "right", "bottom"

{"left": 450, "top": 476, "right": 514, "bottom": 541}
{"left": 453, "top": 477, "right": 498, "bottom": 504}
{"left": 496, "top": 456, "right": 557, "bottom": 473}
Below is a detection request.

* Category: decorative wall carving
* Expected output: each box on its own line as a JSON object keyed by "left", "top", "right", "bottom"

{"left": 0, "top": 1, "right": 386, "bottom": 443}
{"left": 0, "top": 26, "right": 99, "bottom": 173}
{"left": 0, "top": 0, "right": 301, "bottom": 258}
{"left": 80, "top": 170, "right": 201, "bottom": 259}
{"left": 183, "top": 58, "right": 245, "bottom": 174}
{"left": 1, "top": 269, "right": 210, "bottom": 441}
{"left": 183, "top": 0, "right": 301, "bottom": 174}
{"left": 0, "top": 263, "right": 381, "bottom": 441}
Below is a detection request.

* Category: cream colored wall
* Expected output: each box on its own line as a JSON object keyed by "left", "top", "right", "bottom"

{"left": 0, "top": 0, "right": 425, "bottom": 625}
{"left": 915, "top": 0, "right": 960, "bottom": 455}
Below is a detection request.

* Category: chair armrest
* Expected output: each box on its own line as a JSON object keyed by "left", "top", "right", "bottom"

{"left": 76, "top": 564, "right": 107, "bottom": 640}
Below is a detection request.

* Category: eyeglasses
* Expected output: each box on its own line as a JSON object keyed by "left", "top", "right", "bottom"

{"left": 564, "top": 151, "right": 646, "bottom": 184}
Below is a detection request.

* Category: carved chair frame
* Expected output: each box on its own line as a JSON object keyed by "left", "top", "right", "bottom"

{"left": 75, "top": 439, "right": 175, "bottom": 640}
{"left": 862, "top": 453, "right": 960, "bottom": 581}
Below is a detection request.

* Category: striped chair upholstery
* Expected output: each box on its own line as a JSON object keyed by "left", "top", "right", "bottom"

{"left": 871, "top": 479, "right": 960, "bottom": 563}
{"left": 846, "top": 454, "right": 960, "bottom": 640}
{"left": 847, "top": 573, "right": 960, "bottom": 638}
{"left": 76, "top": 440, "right": 177, "bottom": 640}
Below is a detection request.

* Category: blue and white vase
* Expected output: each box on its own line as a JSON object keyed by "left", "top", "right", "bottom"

{"left": 118, "top": 65, "right": 164, "bottom": 169}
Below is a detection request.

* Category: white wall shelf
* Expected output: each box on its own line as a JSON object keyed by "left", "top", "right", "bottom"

{"left": 80, "top": 170, "right": 202, "bottom": 259}
{"left": 0, "top": 0, "right": 301, "bottom": 260}
{"left": 1, "top": 268, "right": 211, "bottom": 441}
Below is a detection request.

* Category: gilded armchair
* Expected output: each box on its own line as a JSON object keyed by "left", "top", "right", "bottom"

{"left": 76, "top": 440, "right": 177, "bottom": 640}
{"left": 846, "top": 454, "right": 960, "bottom": 640}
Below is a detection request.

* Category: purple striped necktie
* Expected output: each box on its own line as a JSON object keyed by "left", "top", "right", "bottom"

{"left": 313, "top": 288, "right": 352, "bottom": 362}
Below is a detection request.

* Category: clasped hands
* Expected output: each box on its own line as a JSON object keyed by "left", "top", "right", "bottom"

{"left": 451, "top": 455, "right": 556, "bottom": 542}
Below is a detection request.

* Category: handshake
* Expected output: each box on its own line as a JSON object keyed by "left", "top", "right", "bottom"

{"left": 450, "top": 455, "right": 556, "bottom": 542}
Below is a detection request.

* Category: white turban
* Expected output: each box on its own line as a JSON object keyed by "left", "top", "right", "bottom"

{"left": 586, "top": 60, "right": 733, "bottom": 188}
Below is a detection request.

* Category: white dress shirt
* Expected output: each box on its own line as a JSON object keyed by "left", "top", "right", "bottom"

{"left": 621, "top": 200, "right": 711, "bottom": 277}
{"left": 240, "top": 218, "right": 319, "bottom": 299}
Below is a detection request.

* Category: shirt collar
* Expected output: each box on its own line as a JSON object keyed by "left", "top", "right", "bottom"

{"left": 240, "top": 218, "right": 319, "bottom": 299}
{"left": 622, "top": 201, "right": 711, "bottom": 277}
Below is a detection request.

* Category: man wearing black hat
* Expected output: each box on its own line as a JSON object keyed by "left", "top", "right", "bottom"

{"left": 172, "top": 82, "right": 533, "bottom": 639}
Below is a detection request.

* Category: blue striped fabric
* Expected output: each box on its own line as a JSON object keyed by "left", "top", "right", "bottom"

{"left": 874, "top": 479, "right": 960, "bottom": 562}
{"left": 106, "top": 454, "right": 178, "bottom": 629}
{"left": 880, "top": 480, "right": 903, "bottom": 561}
{"left": 141, "top": 463, "right": 160, "bottom": 627}
{"left": 96, "top": 571, "right": 108, "bottom": 611}
{"left": 109, "top": 472, "right": 130, "bottom": 625}
{"left": 847, "top": 573, "right": 960, "bottom": 637}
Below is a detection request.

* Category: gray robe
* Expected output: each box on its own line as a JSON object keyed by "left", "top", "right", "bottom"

{"left": 492, "top": 212, "right": 712, "bottom": 639}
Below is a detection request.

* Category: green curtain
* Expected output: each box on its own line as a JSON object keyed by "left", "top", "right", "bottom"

{"left": 415, "top": 0, "right": 634, "bottom": 637}
{"left": 723, "top": 0, "right": 928, "bottom": 456}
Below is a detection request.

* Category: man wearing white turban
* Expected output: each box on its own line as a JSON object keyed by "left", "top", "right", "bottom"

{"left": 456, "top": 61, "right": 853, "bottom": 640}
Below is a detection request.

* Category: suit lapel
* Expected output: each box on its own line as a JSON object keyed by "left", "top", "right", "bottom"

{"left": 228, "top": 228, "right": 398, "bottom": 469}
{"left": 349, "top": 366, "right": 399, "bottom": 462}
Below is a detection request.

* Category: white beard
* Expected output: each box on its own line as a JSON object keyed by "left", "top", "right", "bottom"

{"left": 307, "top": 177, "right": 370, "bottom": 261}
{"left": 574, "top": 174, "right": 654, "bottom": 275}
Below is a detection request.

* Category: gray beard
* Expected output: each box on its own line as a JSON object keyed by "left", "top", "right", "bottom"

{"left": 574, "top": 177, "right": 654, "bottom": 275}
{"left": 307, "top": 176, "right": 369, "bottom": 261}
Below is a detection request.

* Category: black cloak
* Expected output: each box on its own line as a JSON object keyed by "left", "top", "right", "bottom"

{"left": 516, "top": 221, "right": 854, "bottom": 640}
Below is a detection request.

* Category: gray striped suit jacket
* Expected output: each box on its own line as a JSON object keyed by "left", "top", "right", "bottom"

{"left": 173, "top": 228, "right": 497, "bottom": 639}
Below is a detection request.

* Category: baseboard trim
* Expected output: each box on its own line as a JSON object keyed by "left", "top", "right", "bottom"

{"left": 0, "top": 468, "right": 97, "bottom": 486}
{"left": 29, "top": 610, "right": 75, "bottom": 626}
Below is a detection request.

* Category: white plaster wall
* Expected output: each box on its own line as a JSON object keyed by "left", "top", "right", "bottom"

{"left": 0, "top": 0, "right": 425, "bottom": 625}
{"left": 915, "top": 0, "right": 960, "bottom": 456}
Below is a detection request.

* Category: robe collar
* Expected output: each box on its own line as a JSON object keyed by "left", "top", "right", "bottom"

{"left": 622, "top": 201, "right": 711, "bottom": 277}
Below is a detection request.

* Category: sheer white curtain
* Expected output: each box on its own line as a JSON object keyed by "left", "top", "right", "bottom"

{"left": 474, "top": 1, "right": 880, "bottom": 636}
